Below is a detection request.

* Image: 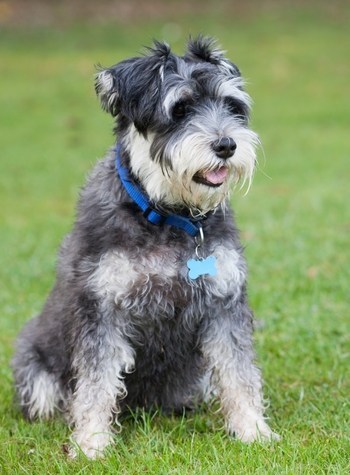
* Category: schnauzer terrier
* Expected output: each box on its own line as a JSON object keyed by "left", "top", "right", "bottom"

{"left": 12, "top": 37, "right": 278, "bottom": 458}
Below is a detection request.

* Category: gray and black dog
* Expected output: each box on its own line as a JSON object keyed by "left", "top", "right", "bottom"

{"left": 12, "top": 37, "right": 278, "bottom": 458}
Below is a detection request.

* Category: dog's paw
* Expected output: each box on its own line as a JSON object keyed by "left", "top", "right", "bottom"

{"left": 236, "top": 424, "right": 280, "bottom": 444}
{"left": 227, "top": 417, "right": 280, "bottom": 444}
{"left": 68, "top": 431, "right": 114, "bottom": 459}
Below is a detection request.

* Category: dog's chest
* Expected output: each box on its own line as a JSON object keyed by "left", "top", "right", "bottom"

{"left": 88, "top": 243, "right": 245, "bottom": 315}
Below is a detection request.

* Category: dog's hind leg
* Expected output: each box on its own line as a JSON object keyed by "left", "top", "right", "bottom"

{"left": 12, "top": 317, "right": 66, "bottom": 420}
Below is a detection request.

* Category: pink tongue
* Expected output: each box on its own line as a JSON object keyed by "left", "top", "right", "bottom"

{"left": 204, "top": 167, "right": 229, "bottom": 185}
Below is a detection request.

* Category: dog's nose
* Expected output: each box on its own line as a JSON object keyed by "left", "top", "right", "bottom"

{"left": 212, "top": 137, "right": 237, "bottom": 159}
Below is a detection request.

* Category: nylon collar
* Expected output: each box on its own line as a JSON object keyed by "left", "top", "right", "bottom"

{"left": 115, "top": 144, "right": 204, "bottom": 237}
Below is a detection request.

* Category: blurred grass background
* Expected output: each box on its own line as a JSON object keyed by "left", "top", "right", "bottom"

{"left": 0, "top": 1, "right": 349, "bottom": 473}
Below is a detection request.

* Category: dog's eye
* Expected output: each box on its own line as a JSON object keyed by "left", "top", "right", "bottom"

{"left": 172, "top": 101, "right": 190, "bottom": 119}
{"left": 225, "top": 98, "right": 246, "bottom": 117}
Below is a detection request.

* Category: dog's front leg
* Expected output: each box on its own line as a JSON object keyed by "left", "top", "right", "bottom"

{"left": 201, "top": 299, "right": 278, "bottom": 443}
{"left": 68, "top": 305, "right": 134, "bottom": 459}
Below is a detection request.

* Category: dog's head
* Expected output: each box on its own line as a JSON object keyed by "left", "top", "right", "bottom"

{"left": 96, "top": 37, "right": 258, "bottom": 214}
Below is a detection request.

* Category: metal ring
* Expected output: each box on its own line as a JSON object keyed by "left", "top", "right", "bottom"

{"left": 195, "top": 224, "right": 204, "bottom": 247}
{"left": 195, "top": 244, "right": 202, "bottom": 260}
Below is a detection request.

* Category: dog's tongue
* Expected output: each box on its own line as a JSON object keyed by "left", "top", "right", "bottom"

{"left": 204, "top": 167, "right": 229, "bottom": 185}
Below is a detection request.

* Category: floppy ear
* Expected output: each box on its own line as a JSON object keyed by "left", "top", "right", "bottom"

{"left": 95, "top": 46, "right": 170, "bottom": 132}
{"left": 185, "top": 35, "right": 241, "bottom": 77}
{"left": 95, "top": 67, "right": 120, "bottom": 116}
{"left": 95, "top": 58, "right": 142, "bottom": 117}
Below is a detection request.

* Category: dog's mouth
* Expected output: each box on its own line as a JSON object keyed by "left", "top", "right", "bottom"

{"left": 193, "top": 166, "right": 229, "bottom": 187}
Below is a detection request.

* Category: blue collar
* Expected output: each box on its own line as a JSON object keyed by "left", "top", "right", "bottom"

{"left": 115, "top": 144, "right": 204, "bottom": 237}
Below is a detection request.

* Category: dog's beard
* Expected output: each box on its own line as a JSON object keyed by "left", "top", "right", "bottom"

{"left": 125, "top": 123, "right": 258, "bottom": 215}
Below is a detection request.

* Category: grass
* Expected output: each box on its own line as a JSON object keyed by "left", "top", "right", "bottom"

{"left": 1, "top": 2, "right": 350, "bottom": 473}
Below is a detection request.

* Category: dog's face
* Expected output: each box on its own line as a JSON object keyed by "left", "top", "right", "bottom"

{"left": 96, "top": 37, "right": 258, "bottom": 214}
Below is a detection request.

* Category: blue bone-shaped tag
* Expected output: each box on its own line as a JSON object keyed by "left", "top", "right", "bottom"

{"left": 187, "top": 255, "right": 217, "bottom": 280}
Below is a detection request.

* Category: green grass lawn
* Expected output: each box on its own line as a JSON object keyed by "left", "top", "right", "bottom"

{"left": 1, "top": 2, "right": 349, "bottom": 473}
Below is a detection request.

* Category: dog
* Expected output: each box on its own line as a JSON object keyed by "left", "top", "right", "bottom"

{"left": 12, "top": 36, "right": 278, "bottom": 458}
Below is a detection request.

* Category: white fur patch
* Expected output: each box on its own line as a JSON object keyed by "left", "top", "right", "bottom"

{"left": 25, "top": 370, "right": 64, "bottom": 419}
{"left": 209, "top": 245, "right": 246, "bottom": 298}
{"left": 216, "top": 76, "right": 252, "bottom": 108}
{"left": 97, "top": 70, "right": 114, "bottom": 93}
{"left": 163, "top": 84, "right": 194, "bottom": 118}
{"left": 88, "top": 242, "right": 245, "bottom": 311}
{"left": 126, "top": 126, "right": 171, "bottom": 205}
{"left": 88, "top": 247, "right": 178, "bottom": 305}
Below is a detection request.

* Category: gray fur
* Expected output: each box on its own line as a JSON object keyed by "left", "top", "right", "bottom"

{"left": 12, "top": 37, "right": 278, "bottom": 458}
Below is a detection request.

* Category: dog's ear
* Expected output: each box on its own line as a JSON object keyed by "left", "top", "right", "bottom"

{"left": 185, "top": 35, "right": 241, "bottom": 77}
{"left": 95, "top": 45, "right": 171, "bottom": 132}
{"left": 95, "top": 67, "right": 120, "bottom": 116}
{"left": 95, "top": 58, "right": 143, "bottom": 118}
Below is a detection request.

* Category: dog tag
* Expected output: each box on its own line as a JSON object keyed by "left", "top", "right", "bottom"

{"left": 187, "top": 255, "right": 217, "bottom": 280}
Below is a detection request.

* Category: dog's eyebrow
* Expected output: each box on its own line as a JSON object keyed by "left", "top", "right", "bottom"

{"left": 162, "top": 84, "right": 195, "bottom": 116}
{"left": 215, "top": 77, "right": 252, "bottom": 109}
